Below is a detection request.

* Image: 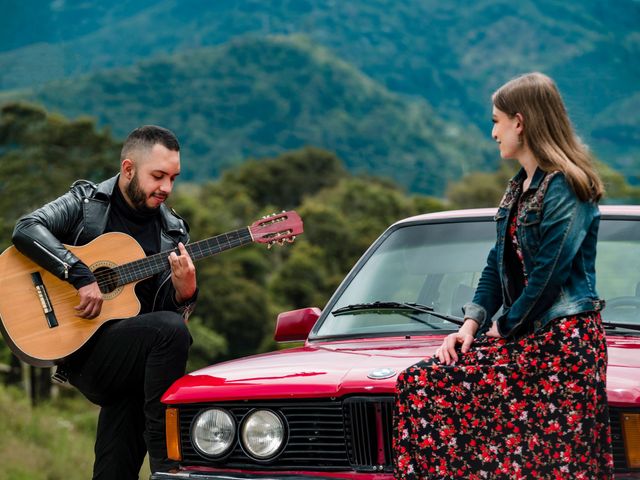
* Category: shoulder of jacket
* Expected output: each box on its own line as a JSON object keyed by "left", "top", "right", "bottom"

{"left": 538, "top": 170, "right": 564, "bottom": 194}
{"left": 538, "top": 171, "right": 579, "bottom": 208}
{"left": 69, "top": 179, "right": 98, "bottom": 196}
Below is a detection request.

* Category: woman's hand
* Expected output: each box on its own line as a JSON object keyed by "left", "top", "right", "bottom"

{"left": 485, "top": 321, "right": 502, "bottom": 338}
{"left": 434, "top": 319, "right": 478, "bottom": 365}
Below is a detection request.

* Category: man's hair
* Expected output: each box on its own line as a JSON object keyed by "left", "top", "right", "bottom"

{"left": 120, "top": 125, "right": 180, "bottom": 162}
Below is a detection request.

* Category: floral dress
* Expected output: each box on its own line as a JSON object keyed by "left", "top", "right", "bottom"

{"left": 393, "top": 198, "right": 614, "bottom": 480}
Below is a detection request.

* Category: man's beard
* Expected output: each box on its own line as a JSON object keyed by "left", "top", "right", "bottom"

{"left": 126, "top": 173, "right": 163, "bottom": 214}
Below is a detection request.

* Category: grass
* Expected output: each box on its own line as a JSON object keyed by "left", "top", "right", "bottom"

{"left": 0, "top": 385, "right": 151, "bottom": 479}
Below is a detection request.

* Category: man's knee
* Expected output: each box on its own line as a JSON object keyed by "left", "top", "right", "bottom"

{"left": 151, "top": 311, "right": 190, "bottom": 350}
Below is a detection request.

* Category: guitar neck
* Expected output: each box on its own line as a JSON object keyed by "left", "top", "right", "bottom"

{"left": 113, "top": 227, "right": 253, "bottom": 286}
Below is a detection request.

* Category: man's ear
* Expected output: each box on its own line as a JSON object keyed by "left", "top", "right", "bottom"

{"left": 121, "top": 158, "right": 135, "bottom": 180}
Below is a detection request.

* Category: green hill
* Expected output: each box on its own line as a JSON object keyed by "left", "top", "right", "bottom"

{"left": 0, "top": 0, "right": 637, "bottom": 180}
{"left": 2, "top": 36, "right": 495, "bottom": 195}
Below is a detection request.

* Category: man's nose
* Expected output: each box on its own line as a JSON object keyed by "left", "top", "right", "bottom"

{"left": 160, "top": 178, "right": 173, "bottom": 193}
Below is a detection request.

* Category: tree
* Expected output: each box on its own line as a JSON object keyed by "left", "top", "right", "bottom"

{"left": 0, "top": 102, "right": 120, "bottom": 245}
{"left": 445, "top": 163, "right": 517, "bottom": 209}
{"left": 445, "top": 160, "right": 640, "bottom": 208}
{"left": 270, "top": 176, "right": 447, "bottom": 309}
{"left": 0, "top": 102, "right": 121, "bottom": 401}
{"left": 219, "top": 146, "right": 347, "bottom": 210}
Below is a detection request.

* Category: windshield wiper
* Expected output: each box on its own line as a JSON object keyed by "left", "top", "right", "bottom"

{"left": 602, "top": 321, "right": 640, "bottom": 332}
{"left": 331, "top": 301, "right": 464, "bottom": 326}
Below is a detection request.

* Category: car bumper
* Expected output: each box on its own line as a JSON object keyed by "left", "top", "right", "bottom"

{"left": 150, "top": 470, "right": 640, "bottom": 480}
{"left": 150, "top": 472, "right": 390, "bottom": 480}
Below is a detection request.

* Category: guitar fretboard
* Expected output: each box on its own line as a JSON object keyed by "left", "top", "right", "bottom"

{"left": 105, "top": 227, "right": 253, "bottom": 287}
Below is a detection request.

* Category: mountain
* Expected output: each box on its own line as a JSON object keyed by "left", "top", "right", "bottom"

{"left": 1, "top": 0, "right": 637, "bottom": 179}
{"left": 1, "top": 36, "right": 495, "bottom": 195}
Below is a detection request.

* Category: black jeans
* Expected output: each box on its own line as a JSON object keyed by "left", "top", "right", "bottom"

{"left": 66, "top": 311, "right": 190, "bottom": 479}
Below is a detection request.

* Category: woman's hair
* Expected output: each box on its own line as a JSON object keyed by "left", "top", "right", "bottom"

{"left": 492, "top": 72, "right": 603, "bottom": 202}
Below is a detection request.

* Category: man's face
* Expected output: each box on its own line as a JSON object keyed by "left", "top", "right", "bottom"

{"left": 123, "top": 143, "right": 180, "bottom": 213}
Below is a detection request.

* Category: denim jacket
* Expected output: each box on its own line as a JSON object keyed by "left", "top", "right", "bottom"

{"left": 463, "top": 167, "right": 603, "bottom": 338}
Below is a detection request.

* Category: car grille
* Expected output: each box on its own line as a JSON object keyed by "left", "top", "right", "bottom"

{"left": 343, "top": 396, "right": 394, "bottom": 472}
{"left": 177, "top": 398, "right": 638, "bottom": 473}
{"left": 178, "top": 399, "right": 351, "bottom": 471}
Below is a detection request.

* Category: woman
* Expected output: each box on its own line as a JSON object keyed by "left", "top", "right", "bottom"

{"left": 393, "top": 72, "right": 613, "bottom": 479}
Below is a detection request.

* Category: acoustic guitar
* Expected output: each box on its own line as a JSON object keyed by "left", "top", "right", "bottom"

{"left": 0, "top": 211, "right": 303, "bottom": 367}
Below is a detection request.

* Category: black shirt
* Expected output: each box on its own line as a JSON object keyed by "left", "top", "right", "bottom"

{"left": 68, "top": 184, "right": 163, "bottom": 314}
{"left": 105, "top": 185, "right": 162, "bottom": 313}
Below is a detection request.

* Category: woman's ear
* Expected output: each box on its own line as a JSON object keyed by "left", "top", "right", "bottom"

{"left": 514, "top": 113, "right": 524, "bottom": 133}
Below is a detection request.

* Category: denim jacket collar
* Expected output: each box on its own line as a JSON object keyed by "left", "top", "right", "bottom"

{"left": 498, "top": 167, "right": 549, "bottom": 212}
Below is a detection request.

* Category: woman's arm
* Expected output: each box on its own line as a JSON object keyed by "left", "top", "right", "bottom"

{"left": 463, "top": 241, "right": 503, "bottom": 331}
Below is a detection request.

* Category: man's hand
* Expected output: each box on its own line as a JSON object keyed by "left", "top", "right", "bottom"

{"left": 169, "top": 242, "right": 197, "bottom": 304}
{"left": 434, "top": 318, "right": 478, "bottom": 365}
{"left": 75, "top": 282, "right": 103, "bottom": 319}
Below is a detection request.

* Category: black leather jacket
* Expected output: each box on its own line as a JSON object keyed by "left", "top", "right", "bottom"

{"left": 12, "top": 175, "right": 196, "bottom": 317}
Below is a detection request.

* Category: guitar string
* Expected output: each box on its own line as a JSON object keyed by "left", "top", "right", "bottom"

{"left": 112, "top": 233, "right": 252, "bottom": 286}
{"left": 90, "top": 220, "right": 295, "bottom": 289}
{"left": 93, "top": 233, "right": 249, "bottom": 286}
{"left": 91, "top": 213, "right": 295, "bottom": 286}
{"left": 91, "top": 229, "right": 253, "bottom": 290}
{"left": 42, "top": 234, "right": 251, "bottom": 314}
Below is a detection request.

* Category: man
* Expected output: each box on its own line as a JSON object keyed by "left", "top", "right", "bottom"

{"left": 12, "top": 125, "right": 197, "bottom": 478}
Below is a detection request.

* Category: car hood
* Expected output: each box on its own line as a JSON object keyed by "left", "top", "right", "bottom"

{"left": 162, "top": 335, "right": 640, "bottom": 406}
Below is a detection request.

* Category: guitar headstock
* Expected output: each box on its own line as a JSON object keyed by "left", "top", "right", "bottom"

{"left": 249, "top": 211, "right": 304, "bottom": 248}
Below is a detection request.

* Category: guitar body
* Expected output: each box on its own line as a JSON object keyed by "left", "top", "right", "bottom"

{"left": 0, "top": 232, "right": 144, "bottom": 366}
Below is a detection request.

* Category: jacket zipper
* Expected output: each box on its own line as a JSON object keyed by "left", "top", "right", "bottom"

{"left": 33, "top": 240, "right": 71, "bottom": 279}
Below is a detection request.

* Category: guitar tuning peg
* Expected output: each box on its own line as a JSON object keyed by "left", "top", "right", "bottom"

{"left": 267, "top": 241, "right": 273, "bottom": 249}
{"left": 287, "top": 237, "right": 295, "bottom": 243}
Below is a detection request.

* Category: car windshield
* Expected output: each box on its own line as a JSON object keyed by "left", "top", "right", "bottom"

{"left": 313, "top": 217, "right": 640, "bottom": 338}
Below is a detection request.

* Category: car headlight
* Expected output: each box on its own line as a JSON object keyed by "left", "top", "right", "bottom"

{"left": 192, "top": 408, "right": 236, "bottom": 457}
{"left": 240, "top": 409, "right": 286, "bottom": 460}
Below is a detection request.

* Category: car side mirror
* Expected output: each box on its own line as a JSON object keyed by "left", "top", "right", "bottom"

{"left": 274, "top": 307, "right": 321, "bottom": 342}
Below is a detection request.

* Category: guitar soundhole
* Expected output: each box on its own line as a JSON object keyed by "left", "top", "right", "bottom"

{"left": 93, "top": 266, "right": 120, "bottom": 295}
{"left": 91, "top": 262, "right": 123, "bottom": 300}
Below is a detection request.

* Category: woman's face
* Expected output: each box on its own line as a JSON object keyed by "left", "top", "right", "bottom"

{"left": 491, "top": 106, "right": 523, "bottom": 159}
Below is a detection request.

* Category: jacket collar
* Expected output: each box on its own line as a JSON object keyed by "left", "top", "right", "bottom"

{"left": 510, "top": 167, "right": 547, "bottom": 191}
{"left": 159, "top": 204, "right": 186, "bottom": 235}
{"left": 499, "top": 167, "right": 549, "bottom": 211}
{"left": 94, "top": 175, "right": 185, "bottom": 236}
{"left": 94, "top": 175, "right": 119, "bottom": 200}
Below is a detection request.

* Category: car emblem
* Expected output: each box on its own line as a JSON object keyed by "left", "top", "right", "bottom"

{"left": 367, "top": 368, "right": 397, "bottom": 380}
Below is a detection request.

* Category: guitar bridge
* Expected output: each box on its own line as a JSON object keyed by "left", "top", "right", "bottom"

{"left": 31, "top": 272, "right": 58, "bottom": 328}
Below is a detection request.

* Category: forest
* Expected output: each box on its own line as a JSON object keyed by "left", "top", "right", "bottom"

{"left": 0, "top": 100, "right": 638, "bottom": 479}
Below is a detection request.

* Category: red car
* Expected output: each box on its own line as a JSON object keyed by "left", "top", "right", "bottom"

{"left": 152, "top": 206, "right": 640, "bottom": 480}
